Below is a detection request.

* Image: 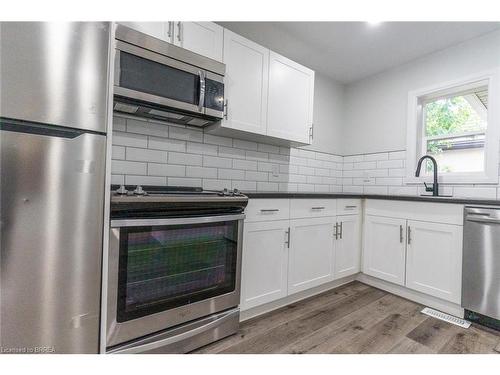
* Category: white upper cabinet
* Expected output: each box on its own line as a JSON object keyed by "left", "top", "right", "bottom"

{"left": 117, "top": 22, "right": 172, "bottom": 42}
{"left": 334, "top": 215, "right": 362, "bottom": 279}
{"left": 363, "top": 215, "right": 407, "bottom": 286}
{"left": 267, "top": 51, "right": 315, "bottom": 144}
{"left": 222, "top": 29, "right": 269, "bottom": 135}
{"left": 173, "top": 22, "right": 223, "bottom": 62}
{"left": 405, "top": 220, "right": 463, "bottom": 304}
{"left": 288, "top": 217, "right": 335, "bottom": 294}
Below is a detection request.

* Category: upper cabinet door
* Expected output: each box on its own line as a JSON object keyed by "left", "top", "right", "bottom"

{"left": 405, "top": 220, "right": 463, "bottom": 304}
{"left": 222, "top": 29, "right": 269, "bottom": 135}
{"left": 117, "top": 22, "right": 173, "bottom": 42}
{"left": 267, "top": 51, "right": 315, "bottom": 144}
{"left": 363, "top": 215, "right": 407, "bottom": 286}
{"left": 174, "top": 22, "right": 223, "bottom": 62}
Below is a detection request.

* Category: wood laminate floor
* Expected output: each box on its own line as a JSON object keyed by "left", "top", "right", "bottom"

{"left": 193, "top": 281, "right": 500, "bottom": 354}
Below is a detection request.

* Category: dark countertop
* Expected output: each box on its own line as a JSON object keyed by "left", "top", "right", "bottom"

{"left": 242, "top": 191, "right": 500, "bottom": 206}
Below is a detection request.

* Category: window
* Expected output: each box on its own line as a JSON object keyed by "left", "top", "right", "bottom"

{"left": 407, "top": 70, "right": 500, "bottom": 184}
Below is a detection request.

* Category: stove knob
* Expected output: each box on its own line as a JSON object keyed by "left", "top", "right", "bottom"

{"left": 222, "top": 188, "right": 229, "bottom": 196}
{"left": 116, "top": 185, "right": 128, "bottom": 195}
{"left": 134, "top": 185, "right": 146, "bottom": 196}
{"left": 233, "top": 188, "right": 240, "bottom": 196}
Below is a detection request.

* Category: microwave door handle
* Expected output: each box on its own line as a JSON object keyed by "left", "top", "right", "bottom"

{"left": 198, "top": 70, "right": 206, "bottom": 112}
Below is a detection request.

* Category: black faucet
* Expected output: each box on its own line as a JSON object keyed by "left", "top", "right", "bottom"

{"left": 415, "top": 155, "right": 439, "bottom": 196}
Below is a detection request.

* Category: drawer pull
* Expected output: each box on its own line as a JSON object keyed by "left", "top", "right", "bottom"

{"left": 311, "top": 206, "right": 325, "bottom": 210}
{"left": 260, "top": 209, "right": 279, "bottom": 213}
{"left": 344, "top": 205, "right": 357, "bottom": 209}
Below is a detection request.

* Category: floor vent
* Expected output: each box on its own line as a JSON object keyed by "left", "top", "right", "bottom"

{"left": 421, "top": 307, "right": 471, "bottom": 328}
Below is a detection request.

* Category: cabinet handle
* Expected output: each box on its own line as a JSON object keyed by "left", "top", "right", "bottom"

{"left": 260, "top": 208, "right": 279, "bottom": 213}
{"left": 345, "top": 205, "right": 357, "bottom": 209}
{"left": 407, "top": 226, "right": 411, "bottom": 245}
{"left": 167, "top": 21, "right": 174, "bottom": 39}
{"left": 334, "top": 223, "right": 338, "bottom": 239}
{"left": 339, "top": 221, "right": 343, "bottom": 239}
{"left": 177, "top": 21, "right": 183, "bottom": 42}
{"left": 224, "top": 99, "right": 229, "bottom": 120}
{"left": 311, "top": 206, "right": 325, "bottom": 210}
{"left": 309, "top": 124, "right": 314, "bottom": 141}
{"left": 399, "top": 225, "right": 403, "bottom": 243}
{"left": 285, "top": 227, "right": 290, "bottom": 248}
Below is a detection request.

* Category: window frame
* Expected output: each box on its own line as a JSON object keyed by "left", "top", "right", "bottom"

{"left": 406, "top": 69, "right": 500, "bottom": 185}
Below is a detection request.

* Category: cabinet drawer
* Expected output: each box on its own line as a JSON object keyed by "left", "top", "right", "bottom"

{"left": 337, "top": 199, "right": 361, "bottom": 215}
{"left": 290, "top": 199, "right": 336, "bottom": 219}
{"left": 245, "top": 199, "right": 290, "bottom": 222}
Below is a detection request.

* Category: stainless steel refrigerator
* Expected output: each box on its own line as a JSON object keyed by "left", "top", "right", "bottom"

{"left": 0, "top": 22, "right": 110, "bottom": 353}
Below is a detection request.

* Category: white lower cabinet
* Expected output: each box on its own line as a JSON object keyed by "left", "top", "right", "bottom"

{"left": 363, "top": 215, "right": 407, "bottom": 286}
{"left": 334, "top": 215, "right": 362, "bottom": 279}
{"left": 405, "top": 220, "right": 463, "bottom": 304}
{"left": 288, "top": 217, "right": 335, "bottom": 294}
{"left": 240, "top": 220, "right": 289, "bottom": 310}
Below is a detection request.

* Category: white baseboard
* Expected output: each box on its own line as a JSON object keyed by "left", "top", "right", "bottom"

{"left": 356, "top": 273, "right": 464, "bottom": 318}
{"left": 240, "top": 274, "right": 358, "bottom": 322}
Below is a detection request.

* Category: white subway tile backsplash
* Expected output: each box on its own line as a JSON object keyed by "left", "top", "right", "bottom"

{"left": 298, "top": 166, "right": 315, "bottom": 175}
{"left": 307, "top": 158, "right": 324, "bottom": 168}
{"left": 375, "top": 177, "right": 403, "bottom": 186}
{"left": 363, "top": 169, "right": 388, "bottom": 178}
{"left": 219, "top": 146, "right": 246, "bottom": 160}
{"left": 203, "top": 179, "right": 231, "bottom": 190}
{"left": 344, "top": 155, "right": 364, "bottom": 163}
{"left": 218, "top": 168, "right": 245, "bottom": 180}
{"left": 279, "top": 183, "right": 298, "bottom": 192}
{"left": 186, "top": 142, "right": 218, "bottom": 156}
{"left": 203, "top": 133, "right": 232, "bottom": 147}
{"left": 113, "top": 131, "right": 148, "bottom": 148}
{"left": 343, "top": 163, "right": 354, "bottom": 171}
{"left": 257, "top": 182, "right": 279, "bottom": 191}
{"left": 112, "top": 160, "right": 147, "bottom": 175}
{"left": 377, "top": 159, "right": 404, "bottom": 169}
{"left": 306, "top": 175, "right": 322, "bottom": 184}
{"left": 353, "top": 161, "right": 377, "bottom": 170}
{"left": 388, "top": 168, "right": 406, "bottom": 177}
{"left": 389, "top": 151, "right": 406, "bottom": 160}
{"left": 315, "top": 168, "right": 330, "bottom": 176}
{"left": 289, "top": 156, "right": 309, "bottom": 166}
{"left": 315, "top": 185, "right": 330, "bottom": 192}
{"left": 148, "top": 136, "right": 186, "bottom": 152}
{"left": 113, "top": 116, "right": 127, "bottom": 132}
{"left": 168, "top": 152, "right": 203, "bottom": 166}
{"left": 353, "top": 177, "right": 375, "bottom": 185}
{"left": 246, "top": 150, "right": 268, "bottom": 161}
{"left": 258, "top": 162, "right": 278, "bottom": 172}
{"left": 126, "top": 147, "right": 167, "bottom": 163}
{"left": 297, "top": 183, "right": 315, "bottom": 192}
{"left": 289, "top": 174, "right": 307, "bottom": 183}
{"left": 364, "top": 186, "right": 388, "bottom": 195}
{"left": 233, "top": 139, "right": 258, "bottom": 151}
{"left": 169, "top": 126, "right": 203, "bottom": 142}
{"left": 186, "top": 166, "right": 218, "bottom": 178}
{"left": 167, "top": 177, "right": 202, "bottom": 187}
{"left": 343, "top": 185, "right": 363, "bottom": 193}
{"left": 363, "top": 153, "right": 388, "bottom": 161}
{"left": 126, "top": 118, "right": 168, "bottom": 138}
{"left": 268, "top": 153, "right": 289, "bottom": 164}
{"left": 112, "top": 146, "right": 125, "bottom": 160}
{"left": 203, "top": 155, "right": 233, "bottom": 169}
{"left": 148, "top": 163, "right": 185, "bottom": 177}
{"left": 126, "top": 175, "right": 166, "bottom": 186}
{"left": 245, "top": 171, "right": 268, "bottom": 182}
{"left": 258, "top": 143, "right": 280, "bottom": 154}
{"left": 233, "top": 159, "right": 258, "bottom": 171}
{"left": 111, "top": 174, "right": 124, "bottom": 185}
{"left": 388, "top": 186, "right": 418, "bottom": 196}
{"left": 453, "top": 187, "right": 497, "bottom": 199}
{"left": 232, "top": 180, "right": 257, "bottom": 191}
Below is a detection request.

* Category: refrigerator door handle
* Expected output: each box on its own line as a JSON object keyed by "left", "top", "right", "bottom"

{"left": 0, "top": 117, "right": 90, "bottom": 138}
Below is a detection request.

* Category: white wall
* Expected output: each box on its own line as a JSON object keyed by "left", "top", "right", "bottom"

{"left": 302, "top": 72, "right": 345, "bottom": 155}
{"left": 342, "top": 30, "right": 500, "bottom": 155}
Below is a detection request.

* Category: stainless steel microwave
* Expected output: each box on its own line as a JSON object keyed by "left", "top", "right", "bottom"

{"left": 113, "top": 24, "right": 225, "bottom": 127}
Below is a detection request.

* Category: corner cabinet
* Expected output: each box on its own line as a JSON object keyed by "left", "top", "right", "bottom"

{"left": 221, "top": 29, "right": 269, "bottom": 135}
{"left": 267, "top": 51, "right": 315, "bottom": 144}
{"left": 363, "top": 215, "right": 407, "bottom": 285}
{"left": 405, "top": 220, "right": 463, "bottom": 304}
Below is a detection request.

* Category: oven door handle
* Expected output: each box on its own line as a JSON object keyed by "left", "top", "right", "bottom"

{"left": 111, "top": 214, "right": 246, "bottom": 228}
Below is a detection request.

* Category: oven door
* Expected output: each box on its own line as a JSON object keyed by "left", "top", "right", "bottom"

{"left": 106, "top": 214, "right": 244, "bottom": 349}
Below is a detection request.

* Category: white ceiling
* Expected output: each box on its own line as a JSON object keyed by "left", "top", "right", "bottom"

{"left": 217, "top": 22, "right": 500, "bottom": 83}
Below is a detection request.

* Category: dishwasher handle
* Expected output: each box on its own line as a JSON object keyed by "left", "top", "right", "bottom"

{"left": 466, "top": 216, "right": 500, "bottom": 224}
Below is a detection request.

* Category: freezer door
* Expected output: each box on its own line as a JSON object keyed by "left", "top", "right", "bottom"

{"left": 0, "top": 122, "right": 106, "bottom": 353}
{"left": 463, "top": 207, "right": 500, "bottom": 320}
{"left": 0, "top": 22, "right": 110, "bottom": 133}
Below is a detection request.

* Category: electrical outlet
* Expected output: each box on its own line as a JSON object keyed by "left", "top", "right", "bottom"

{"left": 272, "top": 164, "right": 279, "bottom": 177}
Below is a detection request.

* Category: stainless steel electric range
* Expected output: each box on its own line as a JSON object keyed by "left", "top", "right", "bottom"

{"left": 106, "top": 185, "right": 248, "bottom": 354}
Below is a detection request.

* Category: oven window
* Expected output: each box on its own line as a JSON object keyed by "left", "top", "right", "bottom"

{"left": 117, "top": 220, "right": 238, "bottom": 322}
{"left": 119, "top": 52, "right": 200, "bottom": 106}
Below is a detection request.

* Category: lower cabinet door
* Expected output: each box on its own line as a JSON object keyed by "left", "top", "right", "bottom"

{"left": 334, "top": 215, "right": 361, "bottom": 279}
{"left": 241, "top": 220, "right": 289, "bottom": 310}
{"left": 406, "top": 220, "right": 463, "bottom": 303}
{"left": 363, "top": 215, "right": 407, "bottom": 285}
{"left": 288, "top": 217, "right": 335, "bottom": 294}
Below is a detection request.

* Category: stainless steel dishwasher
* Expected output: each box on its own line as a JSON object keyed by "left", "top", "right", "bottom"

{"left": 463, "top": 206, "right": 500, "bottom": 330}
